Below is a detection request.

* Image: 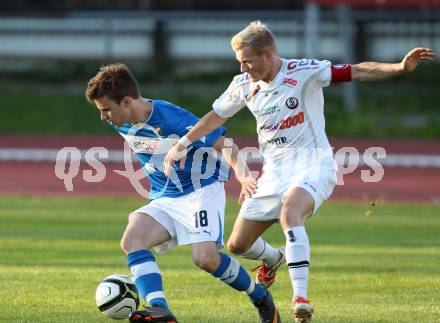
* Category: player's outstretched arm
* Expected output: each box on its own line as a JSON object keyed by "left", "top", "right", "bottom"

{"left": 163, "top": 111, "right": 229, "bottom": 177}
{"left": 186, "top": 110, "right": 229, "bottom": 144}
{"left": 351, "top": 47, "right": 435, "bottom": 81}
{"left": 212, "top": 136, "right": 257, "bottom": 205}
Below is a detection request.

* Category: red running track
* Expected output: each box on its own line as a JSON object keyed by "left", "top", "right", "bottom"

{"left": 0, "top": 135, "right": 439, "bottom": 203}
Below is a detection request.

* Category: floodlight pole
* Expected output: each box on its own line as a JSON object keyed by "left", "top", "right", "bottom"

{"left": 338, "top": 4, "right": 357, "bottom": 113}
{"left": 305, "top": 1, "right": 320, "bottom": 58}
{"left": 305, "top": 1, "right": 358, "bottom": 112}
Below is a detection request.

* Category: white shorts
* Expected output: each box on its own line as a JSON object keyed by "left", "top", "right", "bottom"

{"left": 131, "top": 181, "right": 225, "bottom": 253}
{"left": 239, "top": 162, "right": 337, "bottom": 222}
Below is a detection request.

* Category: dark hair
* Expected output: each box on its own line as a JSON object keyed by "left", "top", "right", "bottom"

{"left": 85, "top": 63, "right": 140, "bottom": 104}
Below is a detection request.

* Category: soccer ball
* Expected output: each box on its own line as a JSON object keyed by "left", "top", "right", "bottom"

{"left": 96, "top": 274, "right": 139, "bottom": 320}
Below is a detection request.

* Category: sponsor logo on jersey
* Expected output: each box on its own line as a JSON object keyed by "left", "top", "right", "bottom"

{"left": 287, "top": 59, "right": 323, "bottom": 75}
{"left": 266, "top": 136, "right": 287, "bottom": 147}
{"left": 254, "top": 105, "right": 280, "bottom": 117}
{"left": 184, "top": 227, "right": 200, "bottom": 237}
{"left": 282, "top": 78, "right": 297, "bottom": 87}
{"left": 260, "top": 112, "right": 304, "bottom": 132}
{"left": 304, "top": 59, "right": 319, "bottom": 66}
{"left": 288, "top": 59, "right": 319, "bottom": 69}
{"left": 132, "top": 138, "right": 160, "bottom": 153}
{"left": 287, "top": 60, "right": 298, "bottom": 70}
{"left": 285, "top": 97, "right": 299, "bottom": 110}
{"left": 203, "top": 229, "right": 213, "bottom": 237}
{"left": 120, "top": 128, "right": 177, "bottom": 155}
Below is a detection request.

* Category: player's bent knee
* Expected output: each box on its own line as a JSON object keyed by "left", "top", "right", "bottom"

{"left": 280, "top": 209, "right": 309, "bottom": 227}
{"left": 120, "top": 236, "right": 132, "bottom": 254}
{"left": 226, "top": 240, "right": 249, "bottom": 255}
{"left": 120, "top": 232, "right": 149, "bottom": 254}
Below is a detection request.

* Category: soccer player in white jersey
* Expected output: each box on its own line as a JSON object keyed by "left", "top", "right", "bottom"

{"left": 86, "top": 64, "right": 282, "bottom": 323}
{"left": 163, "top": 21, "right": 434, "bottom": 322}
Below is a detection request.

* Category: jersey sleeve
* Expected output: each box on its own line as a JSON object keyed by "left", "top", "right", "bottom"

{"left": 314, "top": 60, "right": 332, "bottom": 88}
{"left": 313, "top": 60, "right": 352, "bottom": 87}
{"left": 212, "top": 77, "right": 246, "bottom": 118}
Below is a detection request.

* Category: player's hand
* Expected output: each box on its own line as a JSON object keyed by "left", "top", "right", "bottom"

{"left": 238, "top": 175, "right": 257, "bottom": 205}
{"left": 163, "top": 143, "right": 187, "bottom": 177}
{"left": 401, "top": 47, "right": 435, "bottom": 72}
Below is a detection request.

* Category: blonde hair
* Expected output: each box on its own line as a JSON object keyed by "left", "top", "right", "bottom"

{"left": 231, "top": 21, "right": 277, "bottom": 54}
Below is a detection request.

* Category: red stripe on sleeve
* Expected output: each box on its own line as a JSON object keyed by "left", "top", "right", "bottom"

{"left": 331, "top": 64, "right": 352, "bottom": 83}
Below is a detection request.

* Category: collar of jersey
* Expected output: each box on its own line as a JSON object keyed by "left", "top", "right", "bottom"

{"left": 127, "top": 99, "right": 155, "bottom": 128}
{"left": 120, "top": 99, "right": 155, "bottom": 134}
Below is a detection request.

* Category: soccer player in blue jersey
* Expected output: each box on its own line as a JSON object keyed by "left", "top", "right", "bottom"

{"left": 85, "top": 63, "right": 281, "bottom": 323}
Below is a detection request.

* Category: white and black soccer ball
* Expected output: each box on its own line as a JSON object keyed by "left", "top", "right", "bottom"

{"left": 96, "top": 274, "right": 139, "bottom": 320}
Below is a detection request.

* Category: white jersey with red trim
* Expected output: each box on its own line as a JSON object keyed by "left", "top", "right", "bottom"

{"left": 213, "top": 58, "right": 342, "bottom": 171}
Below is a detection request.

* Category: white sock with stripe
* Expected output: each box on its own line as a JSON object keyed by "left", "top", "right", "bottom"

{"left": 237, "top": 237, "right": 282, "bottom": 268}
{"left": 284, "top": 226, "right": 310, "bottom": 299}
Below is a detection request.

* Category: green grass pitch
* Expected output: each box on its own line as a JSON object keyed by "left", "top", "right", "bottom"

{"left": 0, "top": 197, "right": 439, "bottom": 322}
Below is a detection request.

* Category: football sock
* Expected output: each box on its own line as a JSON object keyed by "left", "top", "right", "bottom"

{"left": 212, "top": 252, "right": 267, "bottom": 303}
{"left": 127, "top": 249, "right": 169, "bottom": 310}
{"left": 284, "top": 226, "right": 310, "bottom": 299}
{"left": 237, "top": 237, "right": 282, "bottom": 268}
